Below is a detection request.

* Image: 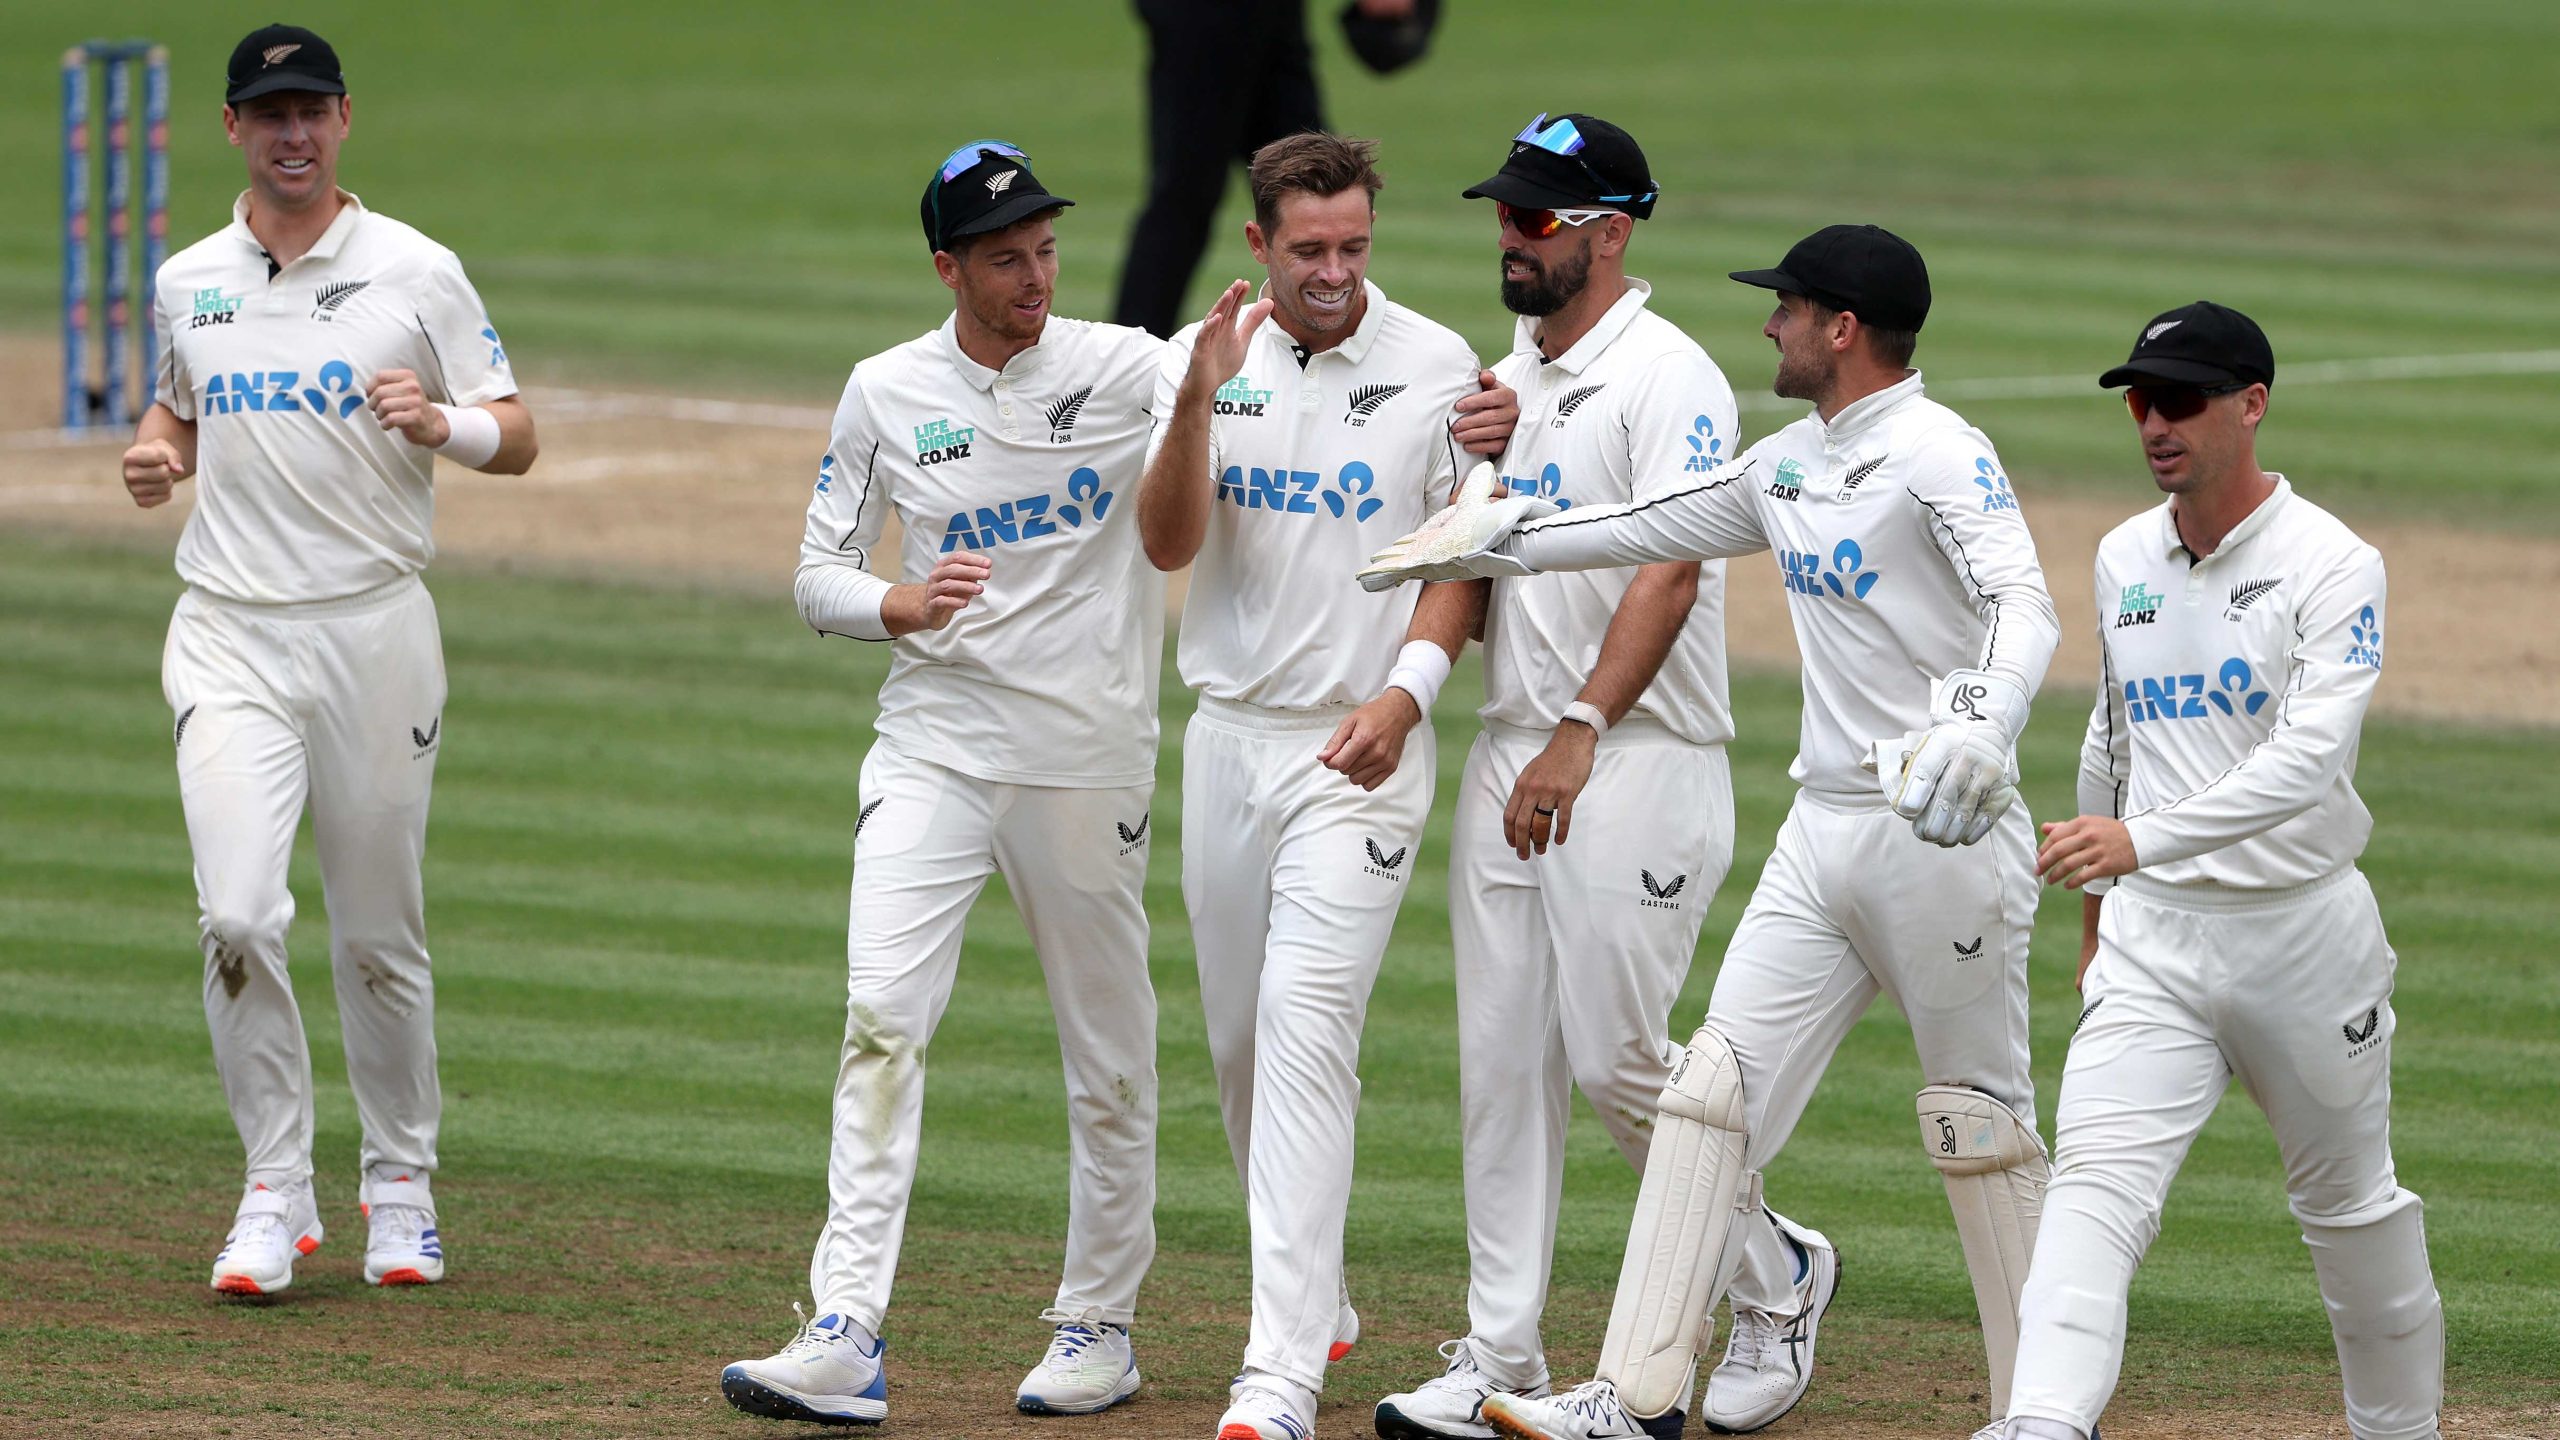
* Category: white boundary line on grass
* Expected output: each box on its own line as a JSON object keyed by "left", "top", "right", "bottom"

{"left": 8, "top": 349, "right": 2558, "bottom": 449}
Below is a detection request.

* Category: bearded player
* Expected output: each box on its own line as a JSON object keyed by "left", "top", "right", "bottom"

{"left": 124, "top": 23, "right": 535, "bottom": 1298}
{"left": 1365, "top": 225, "right": 2061, "bottom": 1440}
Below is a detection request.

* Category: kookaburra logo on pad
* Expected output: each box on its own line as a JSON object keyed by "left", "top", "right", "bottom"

{"left": 263, "top": 43, "right": 302, "bottom": 66}
{"left": 985, "top": 169, "right": 1019, "bottom": 194}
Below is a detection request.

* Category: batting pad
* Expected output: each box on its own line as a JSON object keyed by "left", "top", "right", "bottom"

{"left": 1599, "top": 1023, "right": 1752, "bottom": 1420}
{"left": 1919, "top": 1084, "right": 2050, "bottom": 1418}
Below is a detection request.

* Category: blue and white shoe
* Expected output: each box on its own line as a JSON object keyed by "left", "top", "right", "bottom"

{"left": 1219, "top": 1372, "right": 1317, "bottom": 1439}
{"left": 359, "top": 1169, "right": 443, "bottom": 1286}
{"left": 721, "top": 1306, "right": 888, "bottom": 1427}
{"left": 210, "top": 1179, "right": 323, "bottom": 1296}
{"left": 1482, "top": 1379, "right": 1685, "bottom": 1440}
{"left": 1016, "top": 1308, "right": 1141, "bottom": 1415}
{"left": 1702, "top": 1210, "right": 1837, "bottom": 1432}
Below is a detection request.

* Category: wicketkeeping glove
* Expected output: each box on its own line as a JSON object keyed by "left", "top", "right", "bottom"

{"left": 1357, "top": 462, "right": 1558, "bottom": 591}
{"left": 1874, "top": 669, "right": 2031, "bottom": 847}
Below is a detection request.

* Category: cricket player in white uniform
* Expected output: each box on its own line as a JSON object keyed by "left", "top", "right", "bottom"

{"left": 2012, "top": 302, "right": 2442, "bottom": 1440}
{"left": 1372, "top": 114, "right": 1746, "bottom": 1440}
{"left": 719, "top": 143, "right": 1174, "bottom": 1428}
{"left": 121, "top": 24, "right": 535, "bottom": 1299}
{"left": 1136, "top": 132, "right": 1516, "bottom": 1440}
{"left": 1365, "top": 225, "right": 2062, "bottom": 1440}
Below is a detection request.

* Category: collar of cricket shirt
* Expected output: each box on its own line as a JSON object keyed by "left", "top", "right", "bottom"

{"left": 226, "top": 188, "right": 367, "bottom": 270}
{"left": 2156, "top": 472, "right": 2294, "bottom": 560}
{"left": 1511, "top": 276, "right": 1652, "bottom": 375}
{"left": 1257, "top": 278, "right": 1389, "bottom": 367}
{"left": 1819, "top": 368, "right": 1925, "bottom": 448}
{"left": 937, "top": 311, "right": 1052, "bottom": 393}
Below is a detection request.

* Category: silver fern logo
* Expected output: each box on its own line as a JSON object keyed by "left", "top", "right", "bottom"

{"left": 985, "top": 168, "right": 1019, "bottom": 195}
{"left": 1839, "top": 455, "right": 1888, "bottom": 494}
{"left": 1552, "top": 384, "right": 1605, "bottom": 425}
{"left": 1344, "top": 383, "right": 1407, "bottom": 427}
{"left": 2224, "top": 578, "right": 2280, "bottom": 619}
{"left": 1045, "top": 385, "right": 1092, "bottom": 442}
{"left": 856, "top": 798, "right": 883, "bottom": 836}
{"left": 311, "top": 279, "right": 369, "bottom": 321}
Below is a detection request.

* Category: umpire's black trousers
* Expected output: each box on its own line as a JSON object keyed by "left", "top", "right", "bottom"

{"left": 1114, "top": 0, "right": 1324, "bottom": 337}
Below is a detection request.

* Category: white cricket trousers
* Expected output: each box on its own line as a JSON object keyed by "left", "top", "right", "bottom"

{"left": 809, "top": 741, "right": 1158, "bottom": 1332}
{"left": 1182, "top": 696, "right": 1437, "bottom": 1394}
{"left": 1450, "top": 720, "right": 1734, "bottom": 1390}
{"left": 2008, "top": 868, "right": 2442, "bottom": 1440}
{"left": 1705, "top": 789, "right": 2040, "bottom": 1317}
{"left": 161, "top": 576, "right": 446, "bottom": 1188}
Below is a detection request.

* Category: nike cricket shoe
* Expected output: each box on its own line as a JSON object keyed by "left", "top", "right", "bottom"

{"left": 210, "top": 1178, "right": 323, "bottom": 1296}
{"left": 359, "top": 1168, "right": 444, "bottom": 1286}
{"left": 1377, "top": 1337, "right": 1548, "bottom": 1439}
{"left": 1219, "top": 1372, "right": 1317, "bottom": 1440}
{"left": 1016, "top": 1308, "right": 1142, "bottom": 1415}
{"left": 721, "top": 1307, "right": 888, "bottom": 1426}
{"left": 1483, "top": 1379, "right": 1686, "bottom": 1440}
{"left": 1702, "top": 1211, "right": 1839, "bottom": 1432}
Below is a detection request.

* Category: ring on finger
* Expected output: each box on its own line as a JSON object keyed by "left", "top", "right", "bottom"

{"left": 1533, "top": 805, "right": 1557, "bottom": 816}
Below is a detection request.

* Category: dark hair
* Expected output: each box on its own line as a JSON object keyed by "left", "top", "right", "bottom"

{"left": 1811, "top": 301, "right": 1918, "bottom": 369}
{"left": 1247, "top": 132, "right": 1383, "bottom": 234}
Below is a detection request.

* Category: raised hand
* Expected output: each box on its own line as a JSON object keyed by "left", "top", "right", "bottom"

{"left": 365, "top": 369, "right": 448, "bottom": 448}
{"left": 1182, "top": 280, "right": 1275, "bottom": 402}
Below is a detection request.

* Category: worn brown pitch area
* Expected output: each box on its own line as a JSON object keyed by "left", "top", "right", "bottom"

{"left": 3, "top": 1161, "right": 2548, "bottom": 1440}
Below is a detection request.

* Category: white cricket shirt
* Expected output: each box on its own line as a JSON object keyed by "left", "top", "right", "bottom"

{"left": 1152, "top": 281, "right": 1478, "bottom": 709}
{"left": 1505, "top": 373, "right": 2059, "bottom": 795}
{"left": 152, "top": 191, "right": 518, "bottom": 604}
{"left": 1478, "top": 280, "right": 1737, "bottom": 745}
{"left": 796, "top": 314, "right": 1171, "bottom": 789}
{"left": 2077, "top": 477, "right": 2386, "bottom": 889}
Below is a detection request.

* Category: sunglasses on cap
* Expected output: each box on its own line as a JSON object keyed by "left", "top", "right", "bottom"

{"left": 1497, "top": 201, "right": 1612, "bottom": 241}
{"left": 937, "top": 138, "right": 1027, "bottom": 182}
{"left": 2125, "top": 381, "right": 2248, "bottom": 423}
{"left": 1512, "top": 113, "right": 1656, "bottom": 206}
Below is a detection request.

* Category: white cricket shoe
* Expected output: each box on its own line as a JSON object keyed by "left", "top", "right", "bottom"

{"left": 1016, "top": 1308, "right": 1141, "bottom": 1415}
{"left": 1377, "top": 1337, "right": 1547, "bottom": 1438}
{"left": 721, "top": 1306, "right": 888, "bottom": 1427}
{"left": 210, "top": 1179, "right": 323, "bottom": 1296}
{"left": 1702, "top": 1212, "right": 1839, "bottom": 1432}
{"left": 1218, "top": 1373, "right": 1317, "bottom": 1440}
{"left": 359, "top": 1168, "right": 444, "bottom": 1286}
{"left": 1482, "top": 1379, "right": 1687, "bottom": 1440}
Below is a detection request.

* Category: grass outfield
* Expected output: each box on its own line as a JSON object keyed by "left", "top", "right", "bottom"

{"left": 5, "top": 1, "right": 2558, "bottom": 522}
{"left": 1, "top": 531, "right": 2555, "bottom": 1437}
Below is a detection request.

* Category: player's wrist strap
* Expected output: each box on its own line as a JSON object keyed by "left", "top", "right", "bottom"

{"left": 1561, "top": 700, "right": 1610, "bottom": 737}
{"left": 431, "top": 403, "right": 501, "bottom": 468}
{"left": 1385, "top": 640, "right": 1452, "bottom": 713}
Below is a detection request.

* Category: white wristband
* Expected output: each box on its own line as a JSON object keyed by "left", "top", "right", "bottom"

{"left": 430, "top": 403, "right": 501, "bottom": 468}
{"left": 1385, "top": 639, "right": 1452, "bottom": 712}
{"left": 1561, "top": 699, "right": 1610, "bottom": 737}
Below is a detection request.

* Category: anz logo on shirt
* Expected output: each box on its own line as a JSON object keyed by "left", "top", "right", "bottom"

{"left": 1683, "top": 414, "right": 1725, "bottom": 474}
{"left": 201, "top": 360, "right": 367, "bottom": 418}
{"left": 938, "top": 467, "right": 1114, "bottom": 552}
{"left": 1780, "top": 538, "right": 1882, "bottom": 601}
{"left": 1216, "top": 460, "right": 1386, "bottom": 522}
{"left": 1500, "top": 462, "right": 1570, "bottom": 510}
{"left": 2343, "top": 605, "right": 2384, "bottom": 669}
{"left": 1973, "top": 457, "right": 2019, "bottom": 514}
{"left": 2123, "top": 657, "right": 2273, "bottom": 724}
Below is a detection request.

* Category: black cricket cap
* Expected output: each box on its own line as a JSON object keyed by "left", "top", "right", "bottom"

{"left": 1463, "top": 112, "right": 1656, "bottom": 218}
{"left": 1729, "top": 224, "right": 1930, "bottom": 332}
{"left": 226, "top": 24, "right": 345, "bottom": 104}
{"left": 920, "top": 142, "right": 1073, "bottom": 255}
{"left": 2099, "top": 301, "right": 2275, "bottom": 389}
{"left": 1340, "top": 0, "right": 1440, "bottom": 74}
